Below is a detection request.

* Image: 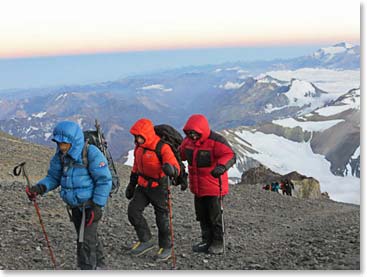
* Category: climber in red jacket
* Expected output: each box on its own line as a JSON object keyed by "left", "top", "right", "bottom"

{"left": 179, "top": 114, "right": 236, "bottom": 254}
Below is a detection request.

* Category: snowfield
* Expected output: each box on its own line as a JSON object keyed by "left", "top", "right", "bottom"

{"left": 230, "top": 129, "right": 360, "bottom": 205}
{"left": 265, "top": 68, "right": 360, "bottom": 95}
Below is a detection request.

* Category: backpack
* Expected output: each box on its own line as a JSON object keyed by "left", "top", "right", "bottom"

{"left": 154, "top": 124, "right": 188, "bottom": 188}
{"left": 82, "top": 120, "right": 120, "bottom": 196}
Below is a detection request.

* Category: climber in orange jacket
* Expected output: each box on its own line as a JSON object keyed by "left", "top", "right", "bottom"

{"left": 125, "top": 118, "right": 180, "bottom": 262}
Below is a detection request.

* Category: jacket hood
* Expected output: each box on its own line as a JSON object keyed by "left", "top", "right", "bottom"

{"left": 52, "top": 121, "right": 84, "bottom": 161}
{"left": 130, "top": 118, "right": 158, "bottom": 149}
{"left": 183, "top": 114, "right": 211, "bottom": 142}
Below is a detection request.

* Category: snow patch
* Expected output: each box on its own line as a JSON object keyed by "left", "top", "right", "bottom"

{"left": 265, "top": 68, "right": 360, "bottom": 95}
{"left": 55, "top": 93, "right": 68, "bottom": 101}
{"left": 124, "top": 149, "right": 135, "bottom": 167}
{"left": 285, "top": 80, "right": 317, "bottom": 107}
{"left": 315, "top": 88, "right": 360, "bottom": 116}
{"left": 320, "top": 46, "right": 346, "bottom": 56}
{"left": 25, "top": 126, "right": 39, "bottom": 134}
{"left": 264, "top": 104, "right": 287, "bottom": 114}
{"left": 219, "top": 81, "right": 245, "bottom": 90}
{"left": 315, "top": 105, "right": 353, "bottom": 117}
{"left": 272, "top": 118, "right": 344, "bottom": 132}
{"left": 351, "top": 146, "right": 360, "bottom": 159}
{"left": 141, "top": 84, "right": 173, "bottom": 92}
{"left": 32, "top": 111, "right": 47, "bottom": 118}
{"left": 231, "top": 129, "right": 360, "bottom": 204}
{"left": 44, "top": 132, "right": 52, "bottom": 140}
{"left": 225, "top": 67, "right": 241, "bottom": 71}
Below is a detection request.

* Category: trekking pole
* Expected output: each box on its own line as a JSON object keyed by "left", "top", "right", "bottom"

{"left": 218, "top": 175, "right": 226, "bottom": 256}
{"left": 13, "top": 162, "right": 57, "bottom": 270}
{"left": 166, "top": 177, "right": 176, "bottom": 269}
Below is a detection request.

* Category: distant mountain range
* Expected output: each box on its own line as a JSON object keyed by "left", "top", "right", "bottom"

{"left": 0, "top": 43, "right": 360, "bottom": 201}
{"left": 222, "top": 87, "right": 360, "bottom": 204}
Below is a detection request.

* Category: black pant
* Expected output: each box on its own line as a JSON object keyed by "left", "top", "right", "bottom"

{"left": 285, "top": 185, "right": 292, "bottom": 196}
{"left": 128, "top": 184, "right": 171, "bottom": 249}
{"left": 194, "top": 196, "right": 223, "bottom": 243}
{"left": 71, "top": 208, "right": 105, "bottom": 270}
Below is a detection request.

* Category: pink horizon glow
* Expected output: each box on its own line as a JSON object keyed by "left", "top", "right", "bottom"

{"left": 0, "top": 35, "right": 360, "bottom": 59}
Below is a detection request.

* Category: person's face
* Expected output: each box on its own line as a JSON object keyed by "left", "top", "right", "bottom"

{"left": 185, "top": 130, "right": 201, "bottom": 141}
{"left": 58, "top": 142, "right": 72, "bottom": 154}
{"left": 134, "top": 135, "right": 145, "bottom": 145}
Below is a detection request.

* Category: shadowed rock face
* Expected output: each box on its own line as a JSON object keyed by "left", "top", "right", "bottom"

{"left": 310, "top": 111, "right": 360, "bottom": 177}
{"left": 241, "top": 164, "right": 282, "bottom": 185}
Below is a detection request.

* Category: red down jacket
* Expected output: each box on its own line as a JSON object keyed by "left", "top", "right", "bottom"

{"left": 179, "top": 114, "right": 236, "bottom": 197}
{"left": 130, "top": 118, "right": 180, "bottom": 188}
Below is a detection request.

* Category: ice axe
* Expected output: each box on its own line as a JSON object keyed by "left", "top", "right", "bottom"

{"left": 13, "top": 161, "right": 57, "bottom": 269}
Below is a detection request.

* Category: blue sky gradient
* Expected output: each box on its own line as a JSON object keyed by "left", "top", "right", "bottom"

{"left": 0, "top": 44, "right": 328, "bottom": 90}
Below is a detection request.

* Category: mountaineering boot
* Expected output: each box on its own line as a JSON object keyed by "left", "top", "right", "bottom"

{"left": 130, "top": 239, "right": 155, "bottom": 257}
{"left": 208, "top": 240, "right": 224, "bottom": 255}
{"left": 192, "top": 241, "right": 210, "bottom": 253}
{"left": 155, "top": 248, "right": 172, "bottom": 261}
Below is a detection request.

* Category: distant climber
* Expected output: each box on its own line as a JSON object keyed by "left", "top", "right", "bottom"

{"left": 284, "top": 179, "right": 295, "bottom": 196}
{"left": 271, "top": 182, "right": 280, "bottom": 192}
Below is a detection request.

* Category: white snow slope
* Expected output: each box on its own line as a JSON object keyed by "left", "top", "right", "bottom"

{"left": 228, "top": 129, "right": 360, "bottom": 205}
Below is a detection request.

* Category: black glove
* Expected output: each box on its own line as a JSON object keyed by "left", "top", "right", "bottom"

{"left": 85, "top": 203, "right": 103, "bottom": 227}
{"left": 125, "top": 173, "right": 138, "bottom": 200}
{"left": 162, "top": 163, "right": 177, "bottom": 178}
{"left": 211, "top": 165, "right": 226, "bottom": 178}
{"left": 180, "top": 182, "right": 188, "bottom": 191}
{"left": 25, "top": 184, "right": 46, "bottom": 201}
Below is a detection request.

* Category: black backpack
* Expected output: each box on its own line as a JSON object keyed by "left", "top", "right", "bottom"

{"left": 83, "top": 120, "right": 120, "bottom": 196}
{"left": 154, "top": 124, "right": 188, "bottom": 188}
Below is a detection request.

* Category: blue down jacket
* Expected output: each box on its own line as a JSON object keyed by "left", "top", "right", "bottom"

{"left": 37, "top": 121, "right": 112, "bottom": 207}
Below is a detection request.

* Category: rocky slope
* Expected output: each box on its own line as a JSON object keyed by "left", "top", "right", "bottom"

{"left": 0, "top": 133, "right": 359, "bottom": 270}
{"left": 0, "top": 181, "right": 359, "bottom": 270}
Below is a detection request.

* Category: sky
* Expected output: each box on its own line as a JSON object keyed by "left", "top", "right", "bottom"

{"left": 0, "top": 0, "right": 361, "bottom": 90}
{"left": 0, "top": 0, "right": 360, "bottom": 59}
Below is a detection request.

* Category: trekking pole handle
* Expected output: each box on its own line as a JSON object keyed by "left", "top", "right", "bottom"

{"left": 13, "top": 161, "right": 32, "bottom": 188}
{"left": 13, "top": 162, "right": 25, "bottom": 177}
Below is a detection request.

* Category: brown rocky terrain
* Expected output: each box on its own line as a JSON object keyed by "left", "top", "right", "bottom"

{"left": 0, "top": 132, "right": 360, "bottom": 270}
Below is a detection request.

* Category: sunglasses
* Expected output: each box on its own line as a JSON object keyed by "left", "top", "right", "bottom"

{"left": 185, "top": 130, "right": 201, "bottom": 139}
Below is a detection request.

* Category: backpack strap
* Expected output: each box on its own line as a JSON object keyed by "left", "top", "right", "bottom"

{"left": 82, "top": 142, "right": 89, "bottom": 168}
{"left": 154, "top": 140, "right": 164, "bottom": 165}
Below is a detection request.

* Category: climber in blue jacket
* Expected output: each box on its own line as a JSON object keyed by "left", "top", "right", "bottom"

{"left": 26, "top": 121, "right": 112, "bottom": 270}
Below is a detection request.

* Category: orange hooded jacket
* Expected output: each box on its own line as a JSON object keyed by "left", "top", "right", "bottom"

{"left": 130, "top": 118, "right": 180, "bottom": 188}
